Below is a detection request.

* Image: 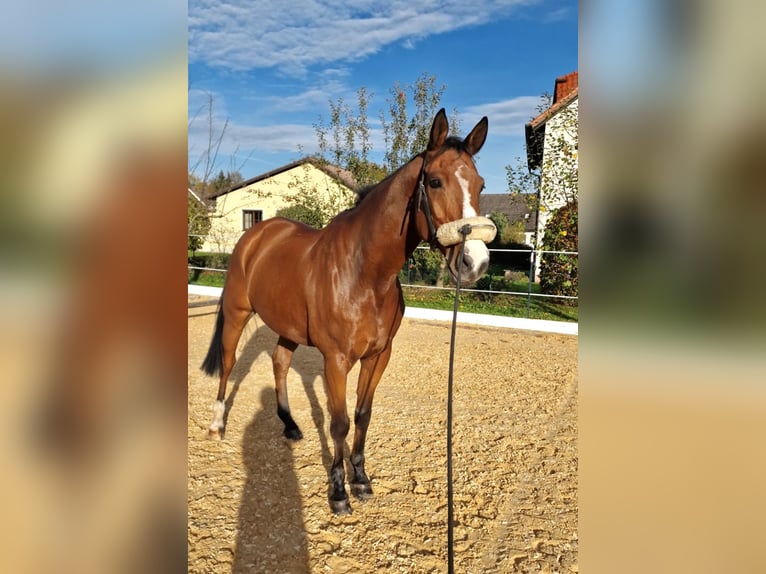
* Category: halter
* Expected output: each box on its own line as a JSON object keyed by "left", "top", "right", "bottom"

{"left": 416, "top": 155, "right": 438, "bottom": 247}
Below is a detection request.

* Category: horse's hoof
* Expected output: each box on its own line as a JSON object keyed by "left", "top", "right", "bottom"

{"left": 350, "top": 482, "right": 373, "bottom": 500}
{"left": 207, "top": 429, "right": 222, "bottom": 441}
{"left": 283, "top": 427, "right": 303, "bottom": 441}
{"left": 329, "top": 497, "right": 352, "bottom": 515}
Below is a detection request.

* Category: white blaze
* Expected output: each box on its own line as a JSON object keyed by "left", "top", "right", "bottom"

{"left": 455, "top": 165, "right": 477, "bottom": 218}
{"left": 449, "top": 164, "right": 490, "bottom": 283}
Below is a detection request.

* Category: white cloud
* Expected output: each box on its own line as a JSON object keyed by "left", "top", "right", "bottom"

{"left": 543, "top": 6, "right": 572, "bottom": 23}
{"left": 226, "top": 123, "right": 319, "bottom": 153}
{"left": 189, "top": 116, "right": 318, "bottom": 157}
{"left": 189, "top": 0, "right": 536, "bottom": 74}
{"left": 464, "top": 95, "right": 542, "bottom": 136}
{"left": 262, "top": 74, "right": 351, "bottom": 112}
{"left": 188, "top": 115, "right": 320, "bottom": 178}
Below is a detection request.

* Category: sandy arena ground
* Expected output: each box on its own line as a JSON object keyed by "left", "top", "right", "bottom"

{"left": 188, "top": 297, "right": 578, "bottom": 573}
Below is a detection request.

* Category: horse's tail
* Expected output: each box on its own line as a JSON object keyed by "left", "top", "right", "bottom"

{"left": 201, "top": 297, "right": 225, "bottom": 377}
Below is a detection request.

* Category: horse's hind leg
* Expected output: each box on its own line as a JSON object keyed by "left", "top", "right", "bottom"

{"left": 350, "top": 344, "right": 392, "bottom": 500}
{"left": 272, "top": 337, "right": 302, "bottom": 440}
{"left": 208, "top": 305, "right": 251, "bottom": 439}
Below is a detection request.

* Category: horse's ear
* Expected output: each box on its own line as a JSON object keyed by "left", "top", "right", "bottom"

{"left": 427, "top": 108, "right": 449, "bottom": 151}
{"left": 464, "top": 116, "right": 488, "bottom": 156}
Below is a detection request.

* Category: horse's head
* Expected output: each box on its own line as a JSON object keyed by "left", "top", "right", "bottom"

{"left": 414, "top": 109, "right": 495, "bottom": 284}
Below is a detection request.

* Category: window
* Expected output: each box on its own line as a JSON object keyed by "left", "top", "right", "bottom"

{"left": 242, "top": 209, "right": 263, "bottom": 230}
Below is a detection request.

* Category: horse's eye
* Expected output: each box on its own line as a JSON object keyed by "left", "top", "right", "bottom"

{"left": 429, "top": 178, "right": 442, "bottom": 188}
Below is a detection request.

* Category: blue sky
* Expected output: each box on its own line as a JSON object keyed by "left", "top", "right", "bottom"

{"left": 188, "top": 0, "right": 578, "bottom": 194}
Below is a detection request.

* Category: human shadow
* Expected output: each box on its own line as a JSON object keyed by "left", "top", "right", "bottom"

{"left": 231, "top": 387, "right": 308, "bottom": 573}
{"left": 220, "top": 320, "right": 329, "bottom": 466}
{"left": 226, "top": 321, "right": 332, "bottom": 573}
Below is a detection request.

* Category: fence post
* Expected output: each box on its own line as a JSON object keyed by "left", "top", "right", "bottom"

{"left": 526, "top": 247, "right": 536, "bottom": 319}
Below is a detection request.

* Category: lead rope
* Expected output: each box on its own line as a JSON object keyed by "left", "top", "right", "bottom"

{"left": 447, "top": 224, "right": 471, "bottom": 574}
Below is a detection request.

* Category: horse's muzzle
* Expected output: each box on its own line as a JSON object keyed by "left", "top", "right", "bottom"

{"left": 438, "top": 217, "right": 495, "bottom": 285}
{"left": 446, "top": 239, "right": 490, "bottom": 285}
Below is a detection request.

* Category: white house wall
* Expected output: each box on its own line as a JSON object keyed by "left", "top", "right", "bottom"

{"left": 537, "top": 98, "right": 578, "bottom": 239}
{"left": 534, "top": 97, "right": 578, "bottom": 278}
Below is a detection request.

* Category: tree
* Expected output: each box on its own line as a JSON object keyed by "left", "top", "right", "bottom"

{"left": 188, "top": 92, "right": 250, "bottom": 254}
{"left": 505, "top": 157, "right": 539, "bottom": 202}
{"left": 281, "top": 87, "right": 384, "bottom": 226}
{"left": 211, "top": 169, "right": 243, "bottom": 196}
{"left": 504, "top": 93, "right": 553, "bottom": 213}
{"left": 188, "top": 169, "right": 243, "bottom": 200}
{"left": 188, "top": 194, "right": 211, "bottom": 255}
{"left": 188, "top": 91, "right": 228, "bottom": 187}
{"left": 379, "top": 72, "right": 453, "bottom": 171}
{"left": 314, "top": 87, "right": 383, "bottom": 189}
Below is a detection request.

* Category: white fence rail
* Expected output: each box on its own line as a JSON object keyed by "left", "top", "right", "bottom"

{"left": 188, "top": 243, "right": 578, "bottom": 321}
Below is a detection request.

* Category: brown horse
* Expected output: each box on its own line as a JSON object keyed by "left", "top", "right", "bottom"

{"left": 202, "top": 109, "right": 495, "bottom": 514}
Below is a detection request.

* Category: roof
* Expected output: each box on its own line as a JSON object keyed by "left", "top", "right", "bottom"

{"left": 209, "top": 157, "right": 357, "bottom": 200}
{"left": 479, "top": 193, "right": 537, "bottom": 233}
{"left": 525, "top": 71, "right": 579, "bottom": 171}
{"left": 188, "top": 187, "right": 214, "bottom": 210}
{"left": 188, "top": 187, "right": 204, "bottom": 204}
{"left": 553, "top": 71, "right": 578, "bottom": 103}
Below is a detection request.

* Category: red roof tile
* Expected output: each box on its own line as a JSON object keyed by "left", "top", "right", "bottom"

{"left": 553, "top": 71, "right": 578, "bottom": 104}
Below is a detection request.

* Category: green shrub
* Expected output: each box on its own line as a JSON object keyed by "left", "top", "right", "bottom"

{"left": 276, "top": 203, "right": 324, "bottom": 229}
{"left": 540, "top": 201, "right": 578, "bottom": 304}
{"left": 487, "top": 240, "right": 532, "bottom": 272}
{"left": 474, "top": 275, "right": 492, "bottom": 291}
{"left": 188, "top": 252, "right": 229, "bottom": 269}
{"left": 188, "top": 197, "right": 211, "bottom": 254}
{"left": 401, "top": 249, "right": 445, "bottom": 285}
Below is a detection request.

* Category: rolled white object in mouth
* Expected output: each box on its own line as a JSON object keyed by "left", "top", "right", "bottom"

{"left": 436, "top": 216, "right": 497, "bottom": 246}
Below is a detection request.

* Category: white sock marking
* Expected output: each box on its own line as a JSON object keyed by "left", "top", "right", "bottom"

{"left": 210, "top": 399, "right": 225, "bottom": 432}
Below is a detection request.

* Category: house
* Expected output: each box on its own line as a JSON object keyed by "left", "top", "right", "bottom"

{"left": 479, "top": 193, "right": 537, "bottom": 246}
{"left": 525, "top": 70, "right": 578, "bottom": 276}
{"left": 201, "top": 158, "right": 356, "bottom": 253}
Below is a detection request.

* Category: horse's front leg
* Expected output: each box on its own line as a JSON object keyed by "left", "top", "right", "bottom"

{"left": 350, "top": 344, "right": 392, "bottom": 500}
{"left": 324, "top": 354, "right": 352, "bottom": 514}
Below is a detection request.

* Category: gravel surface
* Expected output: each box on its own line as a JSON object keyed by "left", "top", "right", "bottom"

{"left": 188, "top": 297, "right": 578, "bottom": 573}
